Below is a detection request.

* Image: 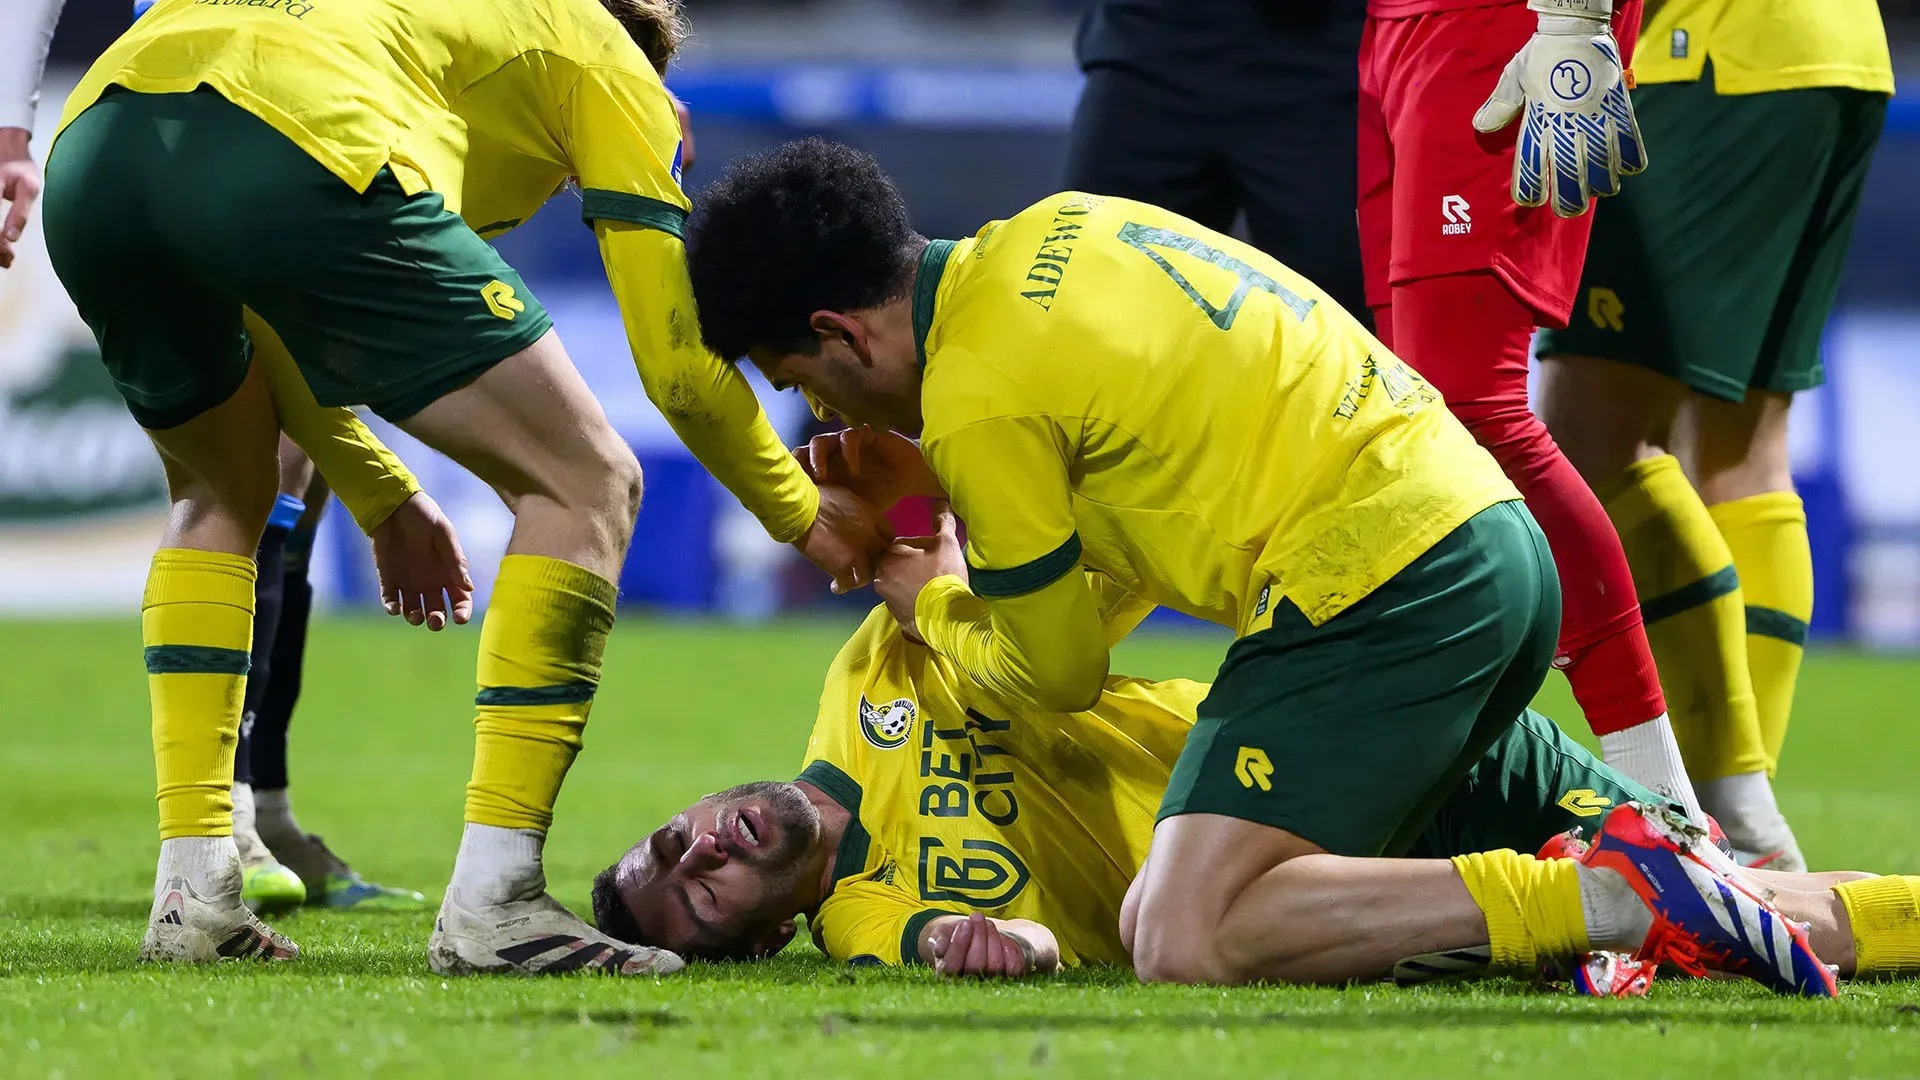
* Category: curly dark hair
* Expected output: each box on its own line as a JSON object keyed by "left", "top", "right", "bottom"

{"left": 686, "top": 139, "right": 922, "bottom": 362}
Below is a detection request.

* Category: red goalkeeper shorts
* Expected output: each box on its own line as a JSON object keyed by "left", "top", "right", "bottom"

{"left": 1357, "top": 0, "right": 1642, "bottom": 327}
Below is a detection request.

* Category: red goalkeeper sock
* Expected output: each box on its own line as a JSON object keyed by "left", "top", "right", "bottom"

{"left": 1388, "top": 272, "right": 1666, "bottom": 736}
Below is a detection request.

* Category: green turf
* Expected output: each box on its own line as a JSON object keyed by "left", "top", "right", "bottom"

{"left": 4, "top": 615, "right": 1919, "bottom": 1078}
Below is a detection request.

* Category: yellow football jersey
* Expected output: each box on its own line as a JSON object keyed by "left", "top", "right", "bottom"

{"left": 60, "top": 0, "right": 683, "bottom": 222}
{"left": 1633, "top": 0, "right": 1893, "bottom": 95}
{"left": 56, "top": 0, "right": 820, "bottom": 545}
{"left": 910, "top": 192, "right": 1517, "bottom": 708}
{"left": 803, "top": 586, "right": 1200, "bottom": 967}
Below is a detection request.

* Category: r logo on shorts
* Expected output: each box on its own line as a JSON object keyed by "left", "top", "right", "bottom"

{"left": 1234, "top": 747, "right": 1274, "bottom": 792}
{"left": 482, "top": 280, "right": 526, "bottom": 320}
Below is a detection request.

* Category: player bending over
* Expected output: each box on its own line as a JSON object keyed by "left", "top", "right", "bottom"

{"left": 589, "top": 544, "right": 1920, "bottom": 989}
{"left": 44, "top": 0, "right": 887, "bottom": 974}
{"left": 682, "top": 142, "right": 1840, "bottom": 995}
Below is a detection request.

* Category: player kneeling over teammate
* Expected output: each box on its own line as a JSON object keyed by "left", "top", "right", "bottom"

{"left": 589, "top": 540, "right": 1920, "bottom": 991}
{"left": 679, "top": 140, "right": 1848, "bottom": 995}
{"left": 45, "top": 0, "right": 887, "bottom": 972}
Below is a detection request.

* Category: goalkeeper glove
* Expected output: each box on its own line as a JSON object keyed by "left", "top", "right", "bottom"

{"left": 1472, "top": 0, "right": 1646, "bottom": 219}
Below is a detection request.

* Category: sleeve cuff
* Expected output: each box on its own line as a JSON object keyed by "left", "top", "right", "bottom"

{"left": 899, "top": 908, "right": 948, "bottom": 965}
{"left": 581, "top": 190, "right": 688, "bottom": 239}
{"left": 914, "top": 574, "right": 974, "bottom": 643}
{"left": 969, "top": 533, "right": 1082, "bottom": 599}
{"left": 763, "top": 476, "right": 820, "bottom": 546}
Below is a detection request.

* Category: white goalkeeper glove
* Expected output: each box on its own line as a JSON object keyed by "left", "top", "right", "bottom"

{"left": 1472, "top": 0, "right": 1646, "bottom": 219}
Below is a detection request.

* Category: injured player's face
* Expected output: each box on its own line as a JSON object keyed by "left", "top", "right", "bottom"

{"left": 591, "top": 781, "right": 820, "bottom": 961}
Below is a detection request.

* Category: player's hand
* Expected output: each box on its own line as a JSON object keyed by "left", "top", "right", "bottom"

{"left": 1472, "top": 1, "right": 1645, "bottom": 218}
{"left": 873, "top": 501, "right": 967, "bottom": 641}
{"left": 796, "top": 483, "right": 894, "bottom": 594}
{"left": 0, "top": 128, "right": 42, "bottom": 270}
{"left": 796, "top": 426, "right": 945, "bottom": 512}
{"left": 369, "top": 491, "right": 474, "bottom": 631}
{"left": 930, "top": 913, "right": 1035, "bottom": 979}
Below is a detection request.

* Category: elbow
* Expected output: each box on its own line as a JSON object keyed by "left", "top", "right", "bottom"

{"left": 1026, "top": 652, "right": 1108, "bottom": 713}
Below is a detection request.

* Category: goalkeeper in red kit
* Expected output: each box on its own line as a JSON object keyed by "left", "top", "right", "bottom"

{"left": 1356, "top": 0, "right": 1699, "bottom": 815}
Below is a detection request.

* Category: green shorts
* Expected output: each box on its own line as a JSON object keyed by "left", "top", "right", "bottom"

{"left": 1159, "top": 500, "right": 1562, "bottom": 857}
{"left": 1538, "top": 68, "right": 1887, "bottom": 402}
{"left": 1405, "top": 709, "right": 1663, "bottom": 860}
{"left": 42, "top": 87, "right": 552, "bottom": 429}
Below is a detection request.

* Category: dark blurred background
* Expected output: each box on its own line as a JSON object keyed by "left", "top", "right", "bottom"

{"left": 6, "top": 0, "right": 1918, "bottom": 646}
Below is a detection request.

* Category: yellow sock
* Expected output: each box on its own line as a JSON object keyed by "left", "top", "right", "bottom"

{"left": 464, "top": 554, "right": 617, "bottom": 832}
{"left": 143, "top": 549, "right": 257, "bottom": 839}
{"left": 1834, "top": 877, "right": 1920, "bottom": 979}
{"left": 1599, "top": 455, "right": 1766, "bottom": 781}
{"left": 1708, "top": 492, "right": 1812, "bottom": 776}
{"left": 1451, "top": 849, "right": 1589, "bottom": 973}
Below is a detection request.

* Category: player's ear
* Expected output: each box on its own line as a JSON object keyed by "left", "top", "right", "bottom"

{"left": 749, "top": 919, "right": 798, "bottom": 960}
{"left": 809, "top": 310, "right": 870, "bottom": 363}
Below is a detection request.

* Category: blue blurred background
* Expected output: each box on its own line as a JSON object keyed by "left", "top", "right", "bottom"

{"left": 2, "top": 0, "right": 1916, "bottom": 646}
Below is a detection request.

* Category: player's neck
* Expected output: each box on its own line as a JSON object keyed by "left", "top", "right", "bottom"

{"left": 793, "top": 781, "right": 852, "bottom": 914}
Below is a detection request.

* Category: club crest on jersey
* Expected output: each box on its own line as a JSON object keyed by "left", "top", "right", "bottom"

{"left": 859, "top": 696, "right": 916, "bottom": 750}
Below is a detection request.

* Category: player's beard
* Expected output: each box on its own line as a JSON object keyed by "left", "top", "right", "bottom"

{"left": 711, "top": 781, "right": 820, "bottom": 902}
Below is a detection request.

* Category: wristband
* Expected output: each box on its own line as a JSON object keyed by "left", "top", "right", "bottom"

{"left": 1529, "top": 0, "right": 1610, "bottom": 17}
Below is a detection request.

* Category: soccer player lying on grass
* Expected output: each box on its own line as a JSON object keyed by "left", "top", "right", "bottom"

{"left": 678, "top": 139, "right": 1844, "bottom": 995}
{"left": 588, "top": 527, "right": 1920, "bottom": 989}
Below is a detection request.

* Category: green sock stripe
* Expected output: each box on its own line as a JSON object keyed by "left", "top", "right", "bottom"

{"left": 144, "top": 645, "right": 251, "bottom": 676}
{"left": 1639, "top": 564, "right": 1740, "bottom": 626}
{"left": 1746, "top": 605, "right": 1810, "bottom": 647}
{"left": 475, "top": 682, "right": 597, "bottom": 707}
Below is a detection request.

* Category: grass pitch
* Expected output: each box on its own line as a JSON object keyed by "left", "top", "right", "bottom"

{"left": 4, "top": 615, "right": 1919, "bottom": 1079}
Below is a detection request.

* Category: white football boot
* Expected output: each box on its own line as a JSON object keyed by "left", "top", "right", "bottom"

{"left": 428, "top": 886, "right": 684, "bottom": 976}
{"left": 426, "top": 824, "right": 682, "bottom": 977}
{"left": 141, "top": 837, "right": 299, "bottom": 963}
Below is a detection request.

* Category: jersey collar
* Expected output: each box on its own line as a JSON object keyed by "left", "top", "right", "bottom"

{"left": 911, "top": 238, "right": 957, "bottom": 370}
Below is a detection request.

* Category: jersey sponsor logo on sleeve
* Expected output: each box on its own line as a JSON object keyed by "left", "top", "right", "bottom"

{"left": 917, "top": 837, "right": 1031, "bottom": 907}
{"left": 1586, "top": 287, "right": 1625, "bottom": 331}
{"left": 1670, "top": 28, "right": 1689, "bottom": 59}
{"left": 1234, "top": 746, "right": 1274, "bottom": 792}
{"left": 1441, "top": 195, "right": 1472, "bottom": 236}
{"left": 1557, "top": 789, "right": 1613, "bottom": 817}
{"left": 481, "top": 280, "right": 525, "bottom": 321}
{"left": 859, "top": 695, "right": 916, "bottom": 750}
{"left": 670, "top": 140, "right": 684, "bottom": 186}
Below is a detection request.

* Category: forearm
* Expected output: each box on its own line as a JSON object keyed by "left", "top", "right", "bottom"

{"left": 916, "top": 572, "right": 1108, "bottom": 712}
{"left": 250, "top": 315, "right": 420, "bottom": 534}
{"left": 597, "top": 221, "right": 818, "bottom": 543}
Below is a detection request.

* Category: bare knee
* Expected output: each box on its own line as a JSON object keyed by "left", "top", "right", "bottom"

{"left": 1682, "top": 391, "right": 1793, "bottom": 503}
{"left": 1129, "top": 881, "right": 1242, "bottom": 986}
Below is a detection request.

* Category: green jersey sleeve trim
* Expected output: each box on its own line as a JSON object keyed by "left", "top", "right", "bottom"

{"left": 912, "top": 239, "right": 957, "bottom": 369}
{"left": 579, "top": 189, "right": 687, "bottom": 239}
{"left": 969, "top": 532, "right": 1083, "bottom": 599}
{"left": 899, "top": 908, "right": 947, "bottom": 966}
{"left": 798, "top": 759, "right": 873, "bottom": 882}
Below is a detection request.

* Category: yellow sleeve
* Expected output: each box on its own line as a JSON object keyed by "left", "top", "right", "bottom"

{"left": 560, "top": 62, "right": 816, "bottom": 541}
{"left": 594, "top": 222, "right": 819, "bottom": 544}
{"left": 246, "top": 313, "right": 421, "bottom": 535}
{"left": 1086, "top": 570, "right": 1156, "bottom": 648}
{"left": 917, "top": 415, "right": 1108, "bottom": 712}
{"left": 813, "top": 877, "right": 956, "bottom": 965}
